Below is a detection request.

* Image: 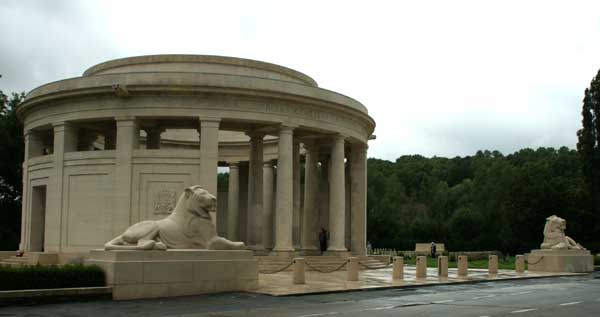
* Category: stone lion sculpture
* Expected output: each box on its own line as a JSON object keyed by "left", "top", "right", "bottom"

{"left": 105, "top": 185, "right": 245, "bottom": 250}
{"left": 540, "top": 215, "right": 584, "bottom": 250}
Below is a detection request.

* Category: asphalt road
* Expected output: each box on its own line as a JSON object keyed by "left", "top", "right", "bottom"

{"left": 2, "top": 271, "right": 600, "bottom": 316}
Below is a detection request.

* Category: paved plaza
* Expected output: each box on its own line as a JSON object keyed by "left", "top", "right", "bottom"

{"left": 255, "top": 265, "right": 581, "bottom": 296}
{"left": 1, "top": 270, "right": 598, "bottom": 316}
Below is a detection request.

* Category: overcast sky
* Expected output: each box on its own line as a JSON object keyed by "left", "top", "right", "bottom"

{"left": 1, "top": 0, "right": 599, "bottom": 160}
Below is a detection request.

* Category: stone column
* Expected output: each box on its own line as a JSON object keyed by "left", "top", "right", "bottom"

{"left": 198, "top": 117, "right": 220, "bottom": 225}
{"left": 292, "top": 139, "right": 301, "bottom": 250}
{"left": 301, "top": 142, "right": 319, "bottom": 254}
{"left": 227, "top": 162, "right": 240, "bottom": 241}
{"left": 273, "top": 125, "right": 295, "bottom": 254}
{"left": 238, "top": 164, "right": 249, "bottom": 243}
{"left": 328, "top": 134, "right": 347, "bottom": 252}
{"left": 263, "top": 161, "right": 275, "bottom": 249}
{"left": 350, "top": 143, "right": 368, "bottom": 256}
{"left": 144, "top": 127, "right": 163, "bottom": 149}
{"left": 20, "top": 130, "right": 45, "bottom": 251}
{"left": 115, "top": 117, "right": 138, "bottom": 231}
{"left": 19, "top": 132, "right": 30, "bottom": 251}
{"left": 41, "top": 122, "right": 77, "bottom": 252}
{"left": 247, "top": 132, "right": 264, "bottom": 250}
{"left": 318, "top": 155, "right": 330, "bottom": 231}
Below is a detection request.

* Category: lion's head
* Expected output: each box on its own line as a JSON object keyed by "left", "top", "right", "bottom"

{"left": 544, "top": 215, "right": 566, "bottom": 235}
{"left": 183, "top": 185, "right": 217, "bottom": 219}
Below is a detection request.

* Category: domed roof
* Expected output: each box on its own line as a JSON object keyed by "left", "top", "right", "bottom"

{"left": 83, "top": 54, "right": 318, "bottom": 87}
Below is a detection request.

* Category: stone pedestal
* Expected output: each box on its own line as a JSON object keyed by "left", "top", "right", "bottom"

{"left": 457, "top": 255, "right": 468, "bottom": 277}
{"left": 347, "top": 257, "right": 359, "bottom": 281}
{"left": 515, "top": 255, "right": 525, "bottom": 273}
{"left": 526, "top": 249, "right": 593, "bottom": 273}
{"left": 488, "top": 255, "right": 498, "bottom": 275}
{"left": 416, "top": 256, "right": 427, "bottom": 279}
{"left": 437, "top": 256, "right": 448, "bottom": 278}
{"left": 293, "top": 258, "right": 305, "bottom": 284}
{"left": 392, "top": 256, "right": 404, "bottom": 280}
{"left": 86, "top": 249, "right": 258, "bottom": 300}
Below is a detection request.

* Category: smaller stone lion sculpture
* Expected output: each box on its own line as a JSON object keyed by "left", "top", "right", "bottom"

{"left": 540, "top": 215, "right": 584, "bottom": 250}
{"left": 105, "top": 185, "right": 244, "bottom": 250}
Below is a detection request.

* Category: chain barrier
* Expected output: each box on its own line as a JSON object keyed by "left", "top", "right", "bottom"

{"left": 259, "top": 258, "right": 392, "bottom": 274}
{"left": 304, "top": 260, "right": 348, "bottom": 273}
{"left": 526, "top": 256, "right": 544, "bottom": 265}
{"left": 358, "top": 261, "right": 393, "bottom": 270}
{"left": 258, "top": 260, "right": 294, "bottom": 274}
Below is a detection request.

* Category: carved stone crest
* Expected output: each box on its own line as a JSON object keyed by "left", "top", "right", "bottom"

{"left": 154, "top": 189, "right": 177, "bottom": 214}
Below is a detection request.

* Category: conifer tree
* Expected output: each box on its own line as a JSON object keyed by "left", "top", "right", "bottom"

{"left": 576, "top": 69, "right": 600, "bottom": 209}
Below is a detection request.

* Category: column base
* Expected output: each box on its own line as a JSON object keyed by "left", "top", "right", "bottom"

{"left": 247, "top": 245, "right": 269, "bottom": 256}
{"left": 350, "top": 248, "right": 367, "bottom": 257}
{"left": 270, "top": 249, "right": 300, "bottom": 258}
{"left": 324, "top": 250, "right": 351, "bottom": 258}
{"left": 300, "top": 247, "right": 321, "bottom": 256}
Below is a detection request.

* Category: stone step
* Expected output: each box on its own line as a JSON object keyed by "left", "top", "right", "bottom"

{"left": 257, "top": 255, "right": 389, "bottom": 273}
{"left": 1, "top": 257, "right": 33, "bottom": 264}
{"left": 0, "top": 253, "right": 59, "bottom": 266}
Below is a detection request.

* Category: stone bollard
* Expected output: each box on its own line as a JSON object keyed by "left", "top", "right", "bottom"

{"left": 392, "top": 256, "right": 404, "bottom": 280}
{"left": 347, "top": 257, "right": 359, "bottom": 281}
{"left": 488, "top": 255, "right": 498, "bottom": 275}
{"left": 515, "top": 255, "right": 525, "bottom": 273}
{"left": 437, "top": 256, "right": 448, "bottom": 278}
{"left": 458, "top": 255, "right": 468, "bottom": 277}
{"left": 293, "top": 258, "right": 305, "bottom": 284}
{"left": 416, "top": 256, "right": 427, "bottom": 279}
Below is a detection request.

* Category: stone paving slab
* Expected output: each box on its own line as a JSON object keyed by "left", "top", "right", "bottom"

{"left": 253, "top": 266, "right": 583, "bottom": 296}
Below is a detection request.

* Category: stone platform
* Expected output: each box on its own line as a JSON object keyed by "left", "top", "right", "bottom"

{"left": 253, "top": 266, "right": 582, "bottom": 296}
{"left": 526, "top": 249, "right": 593, "bottom": 273}
{"left": 86, "top": 249, "right": 258, "bottom": 300}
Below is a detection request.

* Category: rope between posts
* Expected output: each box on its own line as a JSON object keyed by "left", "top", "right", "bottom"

{"left": 527, "top": 256, "right": 544, "bottom": 265}
{"left": 304, "top": 260, "right": 348, "bottom": 273}
{"left": 359, "top": 261, "right": 393, "bottom": 270}
{"left": 258, "top": 260, "right": 294, "bottom": 274}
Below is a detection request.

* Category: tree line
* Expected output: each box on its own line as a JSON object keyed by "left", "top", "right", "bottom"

{"left": 366, "top": 148, "right": 597, "bottom": 253}
{"left": 1, "top": 67, "right": 599, "bottom": 253}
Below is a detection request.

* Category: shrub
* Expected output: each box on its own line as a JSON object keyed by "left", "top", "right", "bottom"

{"left": 0, "top": 264, "right": 105, "bottom": 291}
{"left": 594, "top": 254, "right": 600, "bottom": 266}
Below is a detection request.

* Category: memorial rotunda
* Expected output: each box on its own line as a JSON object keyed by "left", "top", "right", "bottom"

{"left": 16, "top": 55, "right": 375, "bottom": 260}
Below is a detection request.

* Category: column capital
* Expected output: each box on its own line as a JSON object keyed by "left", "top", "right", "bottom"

{"left": 331, "top": 134, "right": 347, "bottom": 142}
{"left": 199, "top": 117, "right": 221, "bottom": 127}
{"left": 52, "top": 121, "right": 75, "bottom": 132}
{"left": 279, "top": 125, "right": 296, "bottom": 134}
{"left": 142, "top": 126, "right": 165, "bottom": 133}
{"left": 263, "top": 161, "right": 273, "bottom": 168}
{"left": 228, "top": 161, "right": 240, "bottom": 168}
{"left": 114, "top": 115, "right": 137, "bottom": 122}
{"left": 246, "top": 130, "right": 266, "bottom": 140}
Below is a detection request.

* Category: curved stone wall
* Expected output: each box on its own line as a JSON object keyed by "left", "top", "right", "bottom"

{"left": 17, "top": 55, "right": 375, "bottom": 256}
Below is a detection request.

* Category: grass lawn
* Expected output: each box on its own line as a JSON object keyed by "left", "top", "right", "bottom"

{"left": 403, "top": 256, "right": 526, "bottom": 270}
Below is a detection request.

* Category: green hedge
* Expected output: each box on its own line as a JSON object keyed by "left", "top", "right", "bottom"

{"left": 0, "top": 264, "right": 105, "bottom": 291}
